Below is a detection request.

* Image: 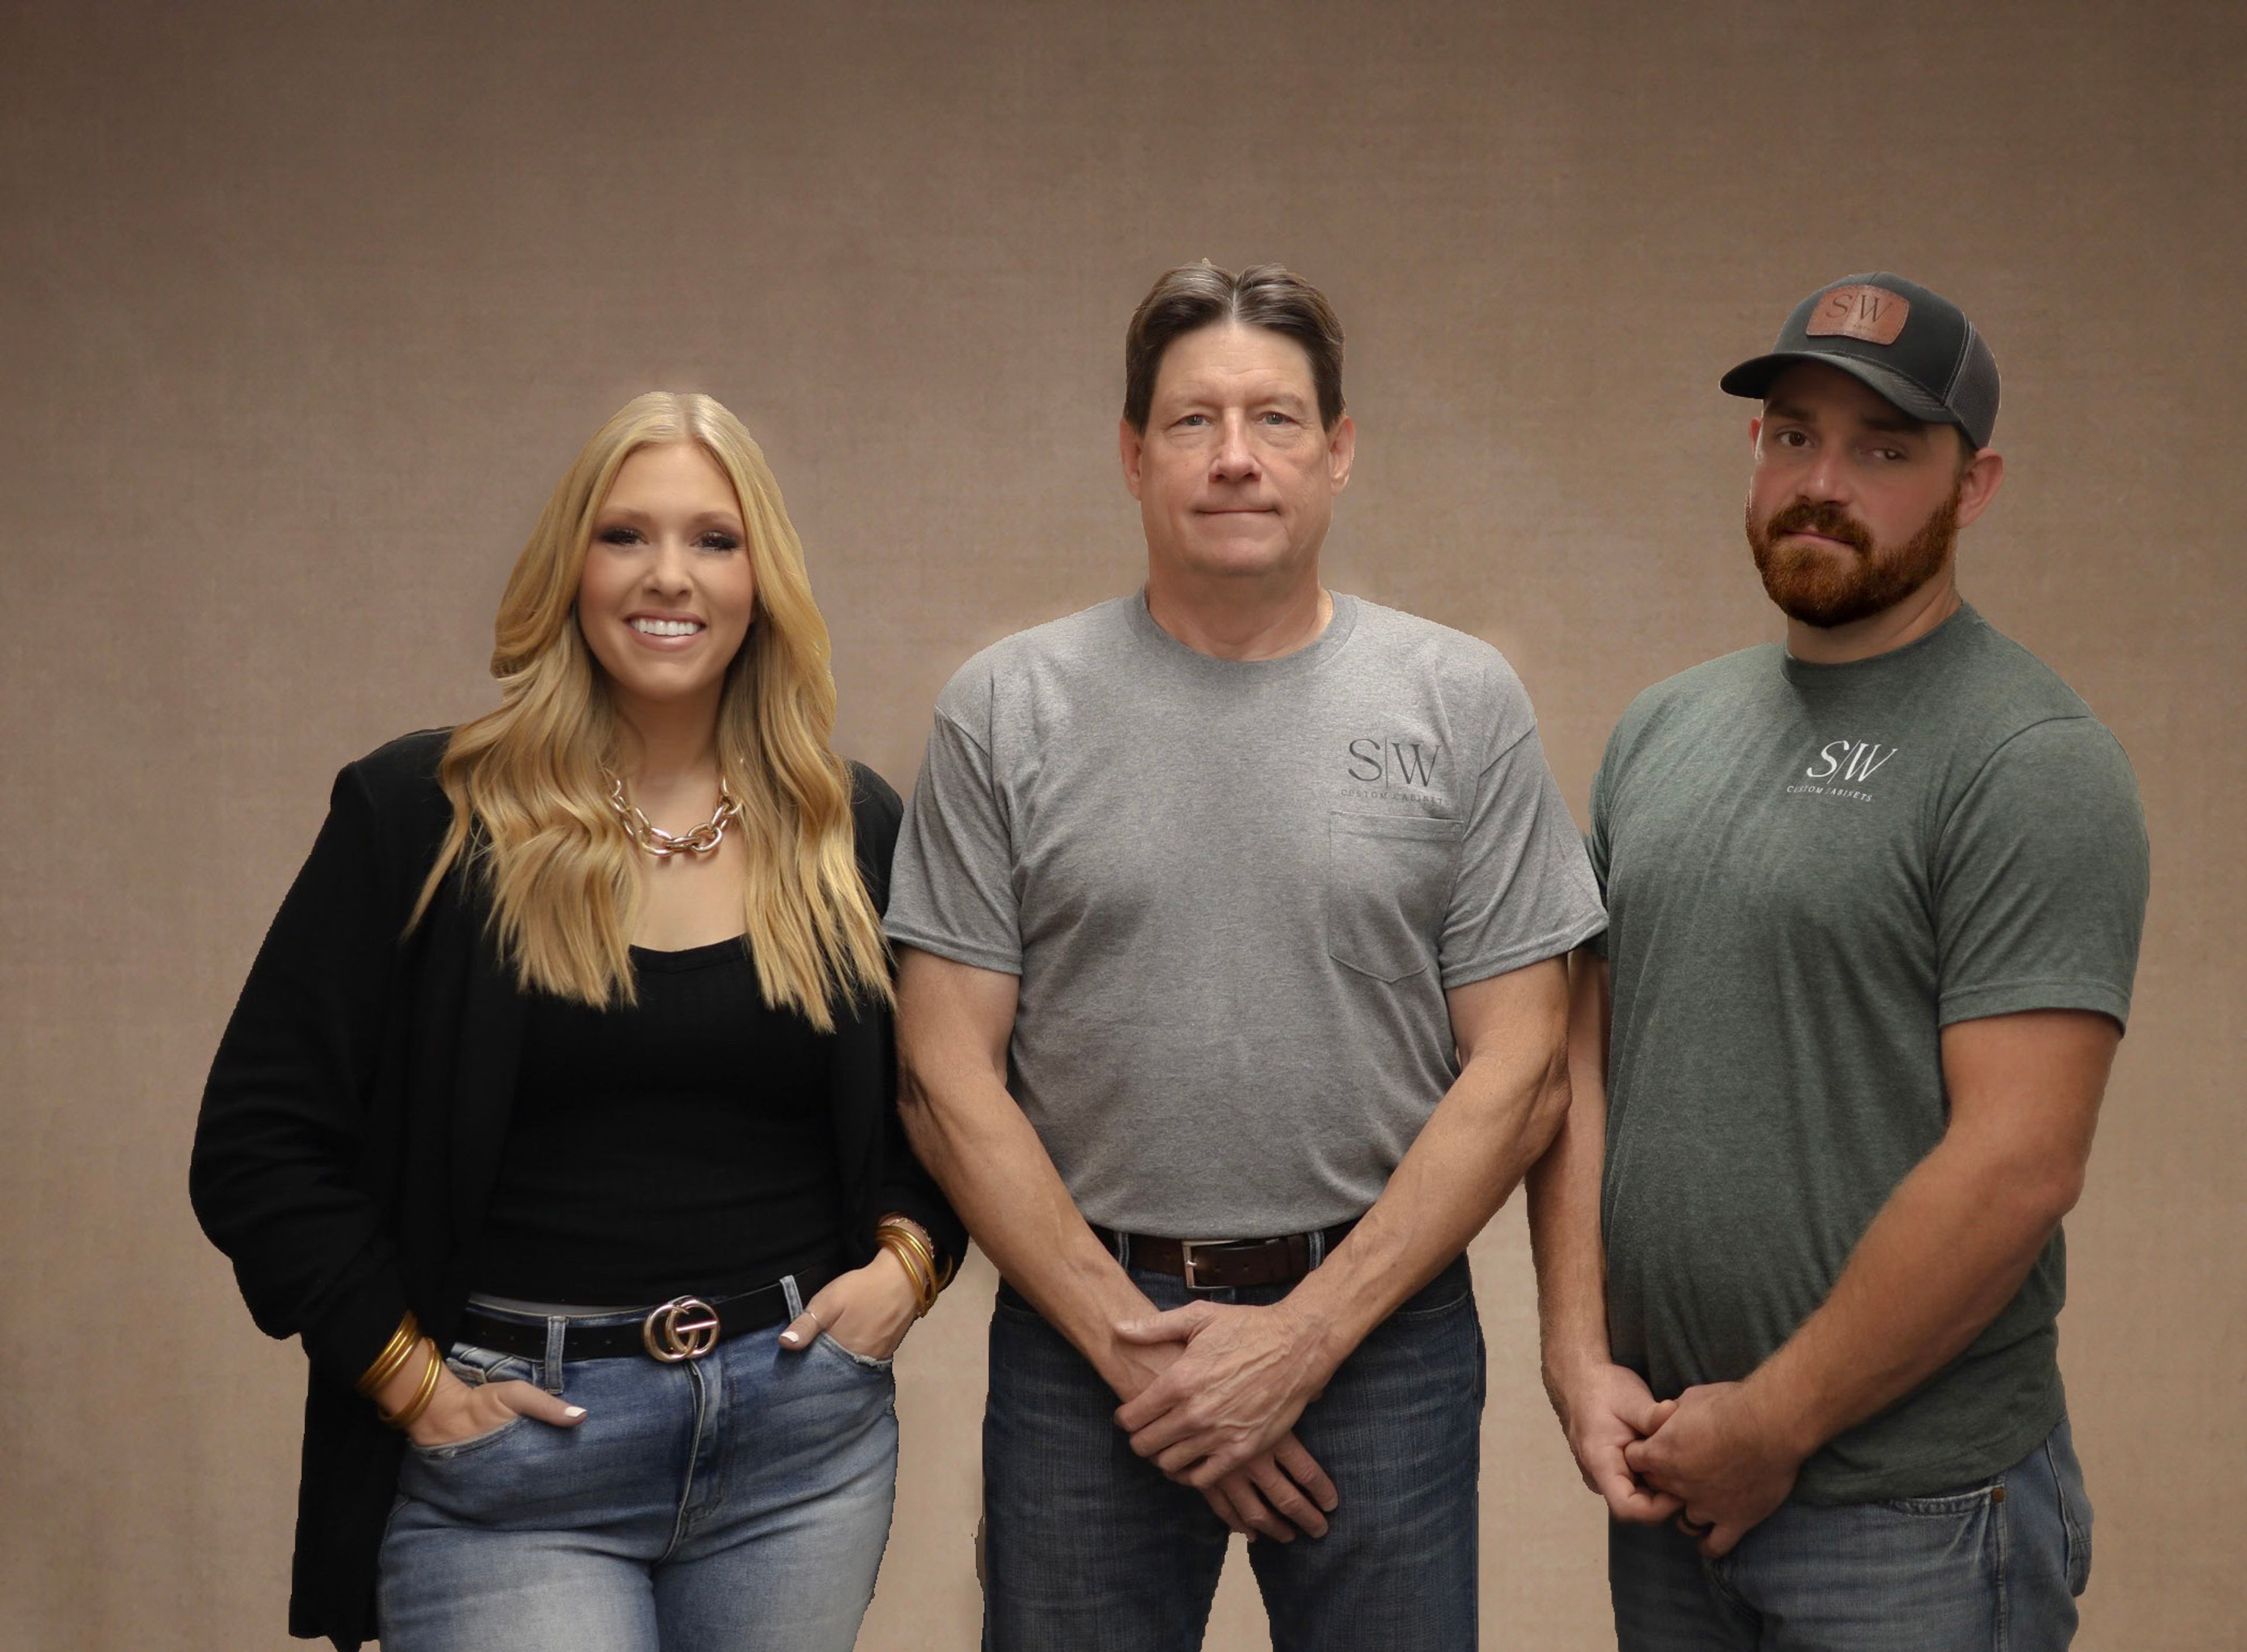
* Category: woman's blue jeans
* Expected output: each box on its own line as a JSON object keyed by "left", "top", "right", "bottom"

{"left": 376, "top": 1286, "right": 897, "bottom": 1652}
{"left": 981, "top": 1251, "right": 1486, "bottom": 1652}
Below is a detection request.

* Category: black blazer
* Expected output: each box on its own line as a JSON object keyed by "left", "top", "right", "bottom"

{"left": 190, "top": 729, "right": 963, "bottom": 1649}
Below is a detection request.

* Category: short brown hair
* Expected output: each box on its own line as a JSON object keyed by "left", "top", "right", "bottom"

{"left": 1123, "top": 262, "right": 1345, "bottom": 432}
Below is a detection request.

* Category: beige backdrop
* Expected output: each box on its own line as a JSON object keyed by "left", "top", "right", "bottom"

{"left": 4, "top": 2, "right": 2242, "bottom": 1648}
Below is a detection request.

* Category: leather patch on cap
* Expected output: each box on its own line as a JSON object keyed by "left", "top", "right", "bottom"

{"left": 1806, "top": 284, "right": 1910, "bottom": 345}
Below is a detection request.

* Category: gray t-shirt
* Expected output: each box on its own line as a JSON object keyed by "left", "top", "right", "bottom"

{"left": 888, "top": 592, "right": 1606, "bottom": 1237}
{"left": 1589, "top": 604, "right": 2148, "bottom": 1503}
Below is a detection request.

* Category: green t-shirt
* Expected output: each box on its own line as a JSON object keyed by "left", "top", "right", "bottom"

{"left": 1588, "top": 604, "right": 2148, "bottom": 1503}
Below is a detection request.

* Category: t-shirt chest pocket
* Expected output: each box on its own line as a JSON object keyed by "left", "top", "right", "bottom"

{"left": 1325, "top": 811, "right": 1465, "bottom": 983}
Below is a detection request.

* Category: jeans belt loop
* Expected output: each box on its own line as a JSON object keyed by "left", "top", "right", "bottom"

{"left": 1307, "top": 1227, "right": 1327, "bottom": 1270}
{"left": 542, "top": 1314, "right": 568, "bottom": 1393}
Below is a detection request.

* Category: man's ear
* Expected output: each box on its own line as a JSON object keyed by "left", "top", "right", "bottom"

{"left": 1748, "top": 415, "right": 1764, "bottom": 457}
{"left": 1954, "top": 447, "right": 2005, "bottom": 531}
{"left": 1119, "top": 418, "right": 1145, "bottom": 500}
{"left": 1327, "top": 414, "right": 1356, "bottom": 492}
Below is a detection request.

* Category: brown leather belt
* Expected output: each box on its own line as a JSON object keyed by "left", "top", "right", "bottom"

{"left": 1092, "top": 1221, "right": 1358, "bottom": 1291}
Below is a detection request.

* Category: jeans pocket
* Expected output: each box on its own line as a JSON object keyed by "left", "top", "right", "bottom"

{"left": 1389, "top": 1254, "right": 1475, "bottom": 1319}
{"left": 2063, "top": 1499, "right": 2093, "bottom": 1597}
{"left": 395, "top": 1406, "right": 566, "bottom": 1529}
{"left": 406, "top": 1341, "right": 549, "bottom": 1461}
{"left": 408, "top": 1411, "right": 533, "bottom": 1461}
{"left": 2046, "top": 1430, "right": 2094, "bottom": 1596}
{"left": 1391, "top": 1283, "right": 1473, "bottom": 1320}
{"left": 813, "top": 1331, "right": 895, "bottom": 1376}
{"left": 1325, "top": 812, "right": 1461, "bottom": 983}
{"left": 439, "top": 1338, "right": 538, "bottom": 1389}
{"left": 1877, "top": 1481, "right": 2003, "bottom": 1517}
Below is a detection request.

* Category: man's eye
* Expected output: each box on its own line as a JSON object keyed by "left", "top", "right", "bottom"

{"left": 1260, "top": 411, "right": 1293, "bottom": 425}
{"left": 1177, "top": 414, "right": 1209, "bottom": 428}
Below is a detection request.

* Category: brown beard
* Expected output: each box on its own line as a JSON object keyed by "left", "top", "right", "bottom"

{"left": 1746, "top": 483, "right": 1960, "bottom": 628}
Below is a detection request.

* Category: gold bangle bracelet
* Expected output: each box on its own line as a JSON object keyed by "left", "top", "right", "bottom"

{"left": 877, "top": 1221, "right": 939, "bottom": 1300}
{"left": 880, "top": 1234, "right": 936, "bottom": 1315}
{"left": 357, "top": 1317, "right": 417, "bottom": 1396}
{"left": 899, "top": 1240, "right": 940, "bottom": 1310}
{"left": 876, "top": 1218, "right": 943, "bottom": 1292}
{"left": 380, "top": 1342, "right": 444, "bottom": 1431}
{"left": 355, "top": 1311, "right": 422, "bottom": 1398}
{"left": 895, "top": 1230, "right": 946, "bottom": 1303}
{"left": 877, "top": 1232, "right": 937, "bottom": 1316}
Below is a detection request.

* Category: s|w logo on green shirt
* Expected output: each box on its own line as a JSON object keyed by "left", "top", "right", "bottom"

{"left": 1786, "top": 738, "right": 1902, "bottom": 803}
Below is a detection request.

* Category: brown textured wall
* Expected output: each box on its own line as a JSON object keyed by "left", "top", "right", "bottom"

{"left": 4, "top": 2, "right": 2242, "bottom": 1647}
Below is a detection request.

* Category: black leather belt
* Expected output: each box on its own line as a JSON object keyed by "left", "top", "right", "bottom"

{"left": 459, "top": 1266, "right": 834, "bottom": 1363}
{"left": 1092, "top": 1221, "right": 1358, "bottom": 1291}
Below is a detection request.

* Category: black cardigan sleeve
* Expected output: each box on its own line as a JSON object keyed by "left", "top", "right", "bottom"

{"left": 190, "top": 748, "right": 430, "bottom": 1389}
{"left": 850, "top": 763, "right": 970, "bottom": 1270}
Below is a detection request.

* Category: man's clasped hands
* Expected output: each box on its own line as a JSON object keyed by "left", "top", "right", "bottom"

{"left": 1112, "top": 1296, "right": 1816, "bottom": 1559}
{"left": 1549, "top": 1359, "right": 1818, "bottom": 1558}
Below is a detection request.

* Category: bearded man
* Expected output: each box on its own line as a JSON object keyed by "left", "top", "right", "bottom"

{"left": 1528, "top": 273, "right": 2150, "bottom": 1649}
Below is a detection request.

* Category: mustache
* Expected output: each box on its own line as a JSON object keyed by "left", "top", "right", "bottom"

{"left": 1762, "top": 500, "right": 1873, "bottom": 555}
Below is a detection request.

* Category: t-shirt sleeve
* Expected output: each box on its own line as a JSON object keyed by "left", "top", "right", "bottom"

{"left": 1933, "top": 716, "right": 2149, "bottom": 1029}
{"left": 884, "top": 674, "right": 1025, "bottom": 976}
{"left": 1579, "top": 726, "right": 1621, "bottom": 961}
{"left": 1438, "top": 716, "right": 1609, "bottom": 989}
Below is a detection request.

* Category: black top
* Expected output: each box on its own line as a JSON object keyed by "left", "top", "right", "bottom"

{"left": 477, "top": 937, "right": 846, "bottom": 1303}
{"left": 188, "top": 730, "right": 963, "bottom": 1650}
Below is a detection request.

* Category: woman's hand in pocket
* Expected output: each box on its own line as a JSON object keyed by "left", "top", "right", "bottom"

{"left": 778, "top": 1250, "right": 922, "bottom": 1361}
{"left": 375, "top": 1342, "right": 587, "bottom": 1449}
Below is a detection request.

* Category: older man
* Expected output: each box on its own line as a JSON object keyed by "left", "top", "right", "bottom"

{"left": 889, "top": 262, "right": 1604, "bottom": 1650}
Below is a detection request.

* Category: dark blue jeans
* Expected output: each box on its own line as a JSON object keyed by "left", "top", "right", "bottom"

{"left": 1610, "top": 1417, "right": 2093, "bottom": 1650}
{"left": 982, "top": 1251, "right": 1485, "bottom": 1652}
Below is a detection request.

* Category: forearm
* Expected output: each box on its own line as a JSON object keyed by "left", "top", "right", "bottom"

{"left": 1286, "top": 964, "right": 1570, "bottom": 1371}
{"left": 873, "top": 1073, "right": 970, "bottom": 1268}
{"left": 1527, "top": 1091, "right": 1611, "bottom": 1390}
{"left": 1746, "top": 1134, "right": 2076, "bottom": 1455}
{"left": 898, "top": 1057, "right": 1156, "bottom": 1397}
{"left": 1531, "top": 948, "right": 1617, "bottom": 1390}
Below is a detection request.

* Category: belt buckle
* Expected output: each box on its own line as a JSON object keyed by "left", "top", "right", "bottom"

{"left": 641, "top": 1296, "right": 720, "bottom": 1362}
{"left": 1177, "top": 1239, "right": 1233, "bottom": 1292}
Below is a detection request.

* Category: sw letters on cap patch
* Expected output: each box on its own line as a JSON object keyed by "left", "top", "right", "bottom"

{"left": 1806, "top": 284, "right": 1911, "bottom": 345}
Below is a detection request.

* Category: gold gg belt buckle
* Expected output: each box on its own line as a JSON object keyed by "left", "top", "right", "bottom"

{"left": 641, "top": 1296, "right": 721, "bottom": 1362}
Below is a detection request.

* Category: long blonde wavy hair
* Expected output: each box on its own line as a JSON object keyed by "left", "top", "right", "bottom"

{"left": 411, "top": 391, "right": 889, "bottom": 1029}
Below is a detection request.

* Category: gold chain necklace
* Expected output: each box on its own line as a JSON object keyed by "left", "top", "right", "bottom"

{"left": 602, "top": 771, "right": 742, "bottom": 858}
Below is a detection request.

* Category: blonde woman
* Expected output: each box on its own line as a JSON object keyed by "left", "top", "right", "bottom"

{"left": 191, "top": 393, "right": 961, "bottom": 1652}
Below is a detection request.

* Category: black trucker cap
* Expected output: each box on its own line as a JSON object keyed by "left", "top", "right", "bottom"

{"left": 1721, "top": 272, "right": 1999, "bottom": 451}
